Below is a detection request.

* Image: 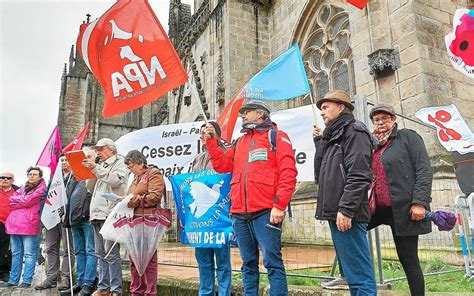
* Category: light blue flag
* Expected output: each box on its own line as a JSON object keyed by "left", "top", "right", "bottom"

{"left": 169, "top": 169, "right": 234, "bottom": 248}
{"left": 244, "top": 44, "right": 310, "bottom": 101}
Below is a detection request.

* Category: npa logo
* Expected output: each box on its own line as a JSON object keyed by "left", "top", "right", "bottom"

{"left": 105, "top": 20, "right": 167, "bottom": 100}
{"left": 77, "top": 0, "right": 187, "bottom": 117}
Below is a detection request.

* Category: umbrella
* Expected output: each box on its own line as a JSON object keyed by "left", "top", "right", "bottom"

{"left": 425, "top": 210, "right": 457, "bottom": 231}
{"left": 113, "top": 214, "right": 171, "bottom": 276}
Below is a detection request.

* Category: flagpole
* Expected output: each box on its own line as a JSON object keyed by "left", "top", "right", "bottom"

{"left": 62, "top": 174, "right": 74, "bottom": 296}
{"left": 190, "top": 82, "right": 209, "bottom": 124}
{"left": 307, "top": 84, "right": 319, "bottom": 128}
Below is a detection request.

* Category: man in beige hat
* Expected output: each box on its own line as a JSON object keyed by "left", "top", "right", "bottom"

{"left": 82, "top": 138, "right": 129, "bottom": 296}
{"left": 313, "top": 90, "right": 377, "bottom": 294}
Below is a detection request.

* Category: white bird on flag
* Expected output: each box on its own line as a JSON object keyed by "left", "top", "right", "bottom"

{"left": 188, "top": 180, "right": 224, "bottom": 219}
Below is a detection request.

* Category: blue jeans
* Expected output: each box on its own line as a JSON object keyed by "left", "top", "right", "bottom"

{"left": 72, "top": 222, "right": 97, "bottom": 286}
{"left": 92, "top": 222, "right": 122, "bottom": 293}
{"left": 9, "top": 235, "right": 38, "bottom": 285}
{"left": 232, "top": 212, "right": 287, "bottom": 296}
{"left": 195, "top": 245, "right": 232, "bottom": 296}
{"left": 328, "top": 221, "right": 377, "bottom": 296}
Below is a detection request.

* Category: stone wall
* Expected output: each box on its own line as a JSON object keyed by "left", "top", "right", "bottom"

{"left": 349, "top": 0, "right": 474, "bottom": 151}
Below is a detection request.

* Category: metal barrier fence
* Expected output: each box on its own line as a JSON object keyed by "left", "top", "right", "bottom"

{"left": 153, "top": 99, "right": 470, "bottom": 286}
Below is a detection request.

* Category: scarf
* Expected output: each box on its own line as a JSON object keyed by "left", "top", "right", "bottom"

{"left": 314, "top": 110, "right": 354, "bottom": 182}
{"left": 240, "top": 118, "right": 274, "bottom": 134}
{"left": 25, "top": 179, "right": 43, "bottom": 194}
{"left": 373, "top": 123, "right": 395, "bottom": 146}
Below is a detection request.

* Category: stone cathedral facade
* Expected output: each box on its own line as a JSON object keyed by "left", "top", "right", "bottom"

{"left": 58, "top": 0, "right": 474, "bottom": 243}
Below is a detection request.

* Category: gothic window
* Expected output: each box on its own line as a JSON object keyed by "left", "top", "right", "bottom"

{"left": 297, "top": 4, "right": 355, "bottom": 103}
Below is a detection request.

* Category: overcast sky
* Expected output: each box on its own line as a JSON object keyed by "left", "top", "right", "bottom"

{"left": 0, "top": 0, "right": 192, "bottom": 184}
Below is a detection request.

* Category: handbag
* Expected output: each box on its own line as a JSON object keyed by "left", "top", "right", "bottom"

{"left": 141, "top": 169, "right": 172, "bottom": 227}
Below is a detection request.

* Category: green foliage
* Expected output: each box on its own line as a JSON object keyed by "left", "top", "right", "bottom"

{"left": 230, "top": 260, "right": 473, "bottom": 293}
{"left": 423, "top": 257, "right": 447, "bottom": 273}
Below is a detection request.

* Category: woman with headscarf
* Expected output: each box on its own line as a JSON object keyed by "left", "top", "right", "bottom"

{"left": 368, "top": 103, "right": 433, "bottom": 296}
{"left": 0, "top": 166, "right": 46, "bottom": 288}
{"left": 124, "top": 150, "right": 165, "bottom": 296}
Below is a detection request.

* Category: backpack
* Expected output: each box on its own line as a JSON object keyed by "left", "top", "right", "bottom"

{"left": 232, "top": 127, "right": 278, "bottom": 152}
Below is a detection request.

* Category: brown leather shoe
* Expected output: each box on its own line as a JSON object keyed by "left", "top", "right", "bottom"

{"left": 92, "top": 290, "right": 110, "bottom": 296}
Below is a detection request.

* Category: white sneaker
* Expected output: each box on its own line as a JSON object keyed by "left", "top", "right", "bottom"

{"left": 321, "top": 276, "right": 350, "bottom": 290}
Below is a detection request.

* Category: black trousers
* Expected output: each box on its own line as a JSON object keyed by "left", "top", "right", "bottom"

{"left": 0, "top": 222, "right": 11, "bottom": 277}
{"left": 368, "top": 206, "right": 425, "bottom": 296}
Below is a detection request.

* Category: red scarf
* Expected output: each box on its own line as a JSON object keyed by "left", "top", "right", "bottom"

{"left": 371, "top": 139, "right": 393, "bottom": 207}
{"left": 373, "top": 126, "right": 394, "bottom": 146}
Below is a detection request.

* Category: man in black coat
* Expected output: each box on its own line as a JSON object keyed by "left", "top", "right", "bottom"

{"left": 313, "top": 90, "right": 376, "bottom": 295}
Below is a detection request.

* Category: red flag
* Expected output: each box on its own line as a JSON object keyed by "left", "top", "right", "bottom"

{"left": 36, "top": 126, "right": 62, "bottom": 178}
{"left": 217, "top": 88, "right": 246, "bottom": 144}
{"left": 62, "top": 122, "right": 91, "bottom": 153}
{"left": 76, "top": 0, "right": 188, "bottom": 118}
{"left": 346, "top": 0, "right": 368, "bottom": 9}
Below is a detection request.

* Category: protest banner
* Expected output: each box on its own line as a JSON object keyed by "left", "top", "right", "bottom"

{"left": 115, "top": 120, "right": 204, "bottom": 187}
{"left": 169, "top": 169, "right": 233, "bottom": 248}
{"left": 41, "top": 167, "right": 68, "bottom": 230}
{"left": 115, "top": 105, "right": 324, "bottom": 185}
{"left": 415, "top": 104, "right": 474, "bottom": 154}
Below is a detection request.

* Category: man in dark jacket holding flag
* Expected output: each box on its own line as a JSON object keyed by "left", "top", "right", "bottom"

{"left": 203, "top": 100, "right": 297, "bottom": 296}
{"left": 313, "top": 90, "right": 376, "bottom": 295}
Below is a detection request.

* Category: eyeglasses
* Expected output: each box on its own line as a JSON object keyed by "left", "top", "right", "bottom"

{"left": 28, "top": 173, "right": 39, "bottom": 176}
{"left": 373, "top": 116, "right": 392, "bottom": 124}
{"left": 0, "top": 176, "right": 13, "bottom": 180}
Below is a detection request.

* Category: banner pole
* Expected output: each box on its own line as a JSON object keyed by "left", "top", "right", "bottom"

{"left": 62, "top": 173, "right": 74, "bottom": 296}
{"left": 190, "top": 83, "right": 209, "bottom": 124}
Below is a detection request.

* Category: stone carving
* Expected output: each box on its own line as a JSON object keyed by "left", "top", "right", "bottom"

{"left": 367, "top": 48, "right": 399, "bottom": 79}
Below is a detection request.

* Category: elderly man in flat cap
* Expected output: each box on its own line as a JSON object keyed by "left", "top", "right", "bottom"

{"left": 82, "top": 139, "right": 129, "bottom": 296}
{"left": 313, "top": 90, "right": 377, "bottom": 295}
{"left": 202, "top": 99, "right": 297, "bottom": 296}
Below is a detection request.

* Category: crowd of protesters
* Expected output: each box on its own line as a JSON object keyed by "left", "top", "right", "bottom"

{"left": 0, "top": 91, "right": 434, "bottom": 296}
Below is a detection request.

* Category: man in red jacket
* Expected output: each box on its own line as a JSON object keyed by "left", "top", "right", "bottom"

{"left": 203, "top": 100, "right": 297, "bottom": 295}
{"left": 0, "top": 172, "right": 18, "bottom": 281}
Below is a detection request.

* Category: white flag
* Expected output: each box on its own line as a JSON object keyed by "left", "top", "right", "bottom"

{"left": 41, "top": 167, "right": 68, "bottom": 230}
{"left": 415, "top": 104, "right": 474, "bottom": 154}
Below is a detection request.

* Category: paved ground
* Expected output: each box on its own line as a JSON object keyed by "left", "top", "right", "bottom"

{"left": 156, "top": 244, "right": 336, "bottom": 279}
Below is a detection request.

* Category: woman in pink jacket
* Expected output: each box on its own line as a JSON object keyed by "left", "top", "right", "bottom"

{"left": 0, "top": 166, "right": 46, "bottom": 288}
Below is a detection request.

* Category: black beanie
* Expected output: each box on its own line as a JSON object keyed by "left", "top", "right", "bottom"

{"left": 201, "top": 121, "right": 222, "bottom": 137}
